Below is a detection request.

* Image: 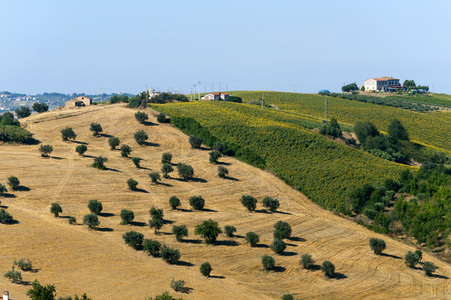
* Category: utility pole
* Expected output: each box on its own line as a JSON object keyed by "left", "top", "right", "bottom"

{"left": 190, "top": 87, "right": 193, "bottom": 101}
{"left": 198, "top": 81, "right": 201, "bottom": 101}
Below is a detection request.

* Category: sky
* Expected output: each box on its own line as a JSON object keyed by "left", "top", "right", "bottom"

{"left": 1, "top": 0, "right": 451, "bottom": 95}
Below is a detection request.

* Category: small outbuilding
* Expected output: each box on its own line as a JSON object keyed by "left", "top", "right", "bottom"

{"left": 200, "top": 92, "right": 229, "bottom": 101}
{"left": 65, "top": 96, "right": 92, "bottom": 108}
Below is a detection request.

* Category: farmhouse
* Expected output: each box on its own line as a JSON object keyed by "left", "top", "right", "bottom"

{"left": 65, "top": 96, "right": 92, "bottom": 108}
{"left": 200, "top": 92, "right": 230, "bottom": 101}
{"left": 364, "top": 77, "right": 401, "bottom": 92}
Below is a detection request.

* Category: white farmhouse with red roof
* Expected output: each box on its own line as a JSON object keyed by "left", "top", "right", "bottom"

{"left": 364, "top": 76, "right": 401, "bottom": 92}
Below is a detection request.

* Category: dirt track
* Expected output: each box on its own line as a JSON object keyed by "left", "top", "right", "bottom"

{"left": 1, "top": 104, "right": 450, "bottom": 299}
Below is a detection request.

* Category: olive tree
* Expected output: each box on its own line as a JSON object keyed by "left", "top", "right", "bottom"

{"left": 161, "top": 152, "right": 172, "bottom": 164}
{"left": 120, "top": 209, "right": 134, "bottom": 225}
{"left": 123, "top": 231, "right": 144, "bottom": 250}
{"left": 61, "top": 127, "right": 77, "bottom": 141}
{"left": 92, "top": 156, "right": 108, "bottom": 169}
{"left": 218, "top": 166, "right": 229, "bottom": 178}
{"left": 195, "top": 219, "right": 222, "bottom": 244}
{"left": 162, "top": 163, "right": 174, "bottom": 178}
{"left": 39, "top": 144, "right": 53, "bottom": 158}
{"left": 134, "top": 130, "right": 148, "bottom": 145}
{"left": 172, "top": 225, "right": 188, "bottom": 242}
{"left": 245, "top": 232, "right": 259, "bottom": 247}
{"left": 369, "top": 238, "right": 386, "bottom": 255}
{"left": 8, "top": 176, "right": 20, "bottom": 191}
{"left": 262, "top": 196, "right": 279, "bottom": 212}
{"left": 405, "top": 251, "right": 419, "bottom": 268}
{"left": 134, "top": 111, "right": 149, "bottom": 124}
{"left": 149, "top": 172, "right": 161, "bottom": 184}
{"left": 270, "top": 238, "right": 286, "bottom": 254}
{"left": 209, "top": 150, "right": 220, "bottom": 164}
{"left": 189, "top": 135, "right": 202, "bottom": 149}
{"left": 189, "top": 195, "right": 205, "bottom": 211}
{"left": 120, "top": 144, "right": 132, "bottom": 157}
{"left": 273, "top": 221, "right": 292, "bottom": 239}
{"left": 169, "top": 196, "right": 181, "bottom": 210}
{"left": 50, "top": 203, "right": 62, "bottom": 217}
{"left": 76, "top": 144, "right": 87, "bottom": 156}
{"left": 87, "top": 199, "right": 103, "bottom": 214}
{"left": 0, "top": 209, "right": 13, "bottom": 224}
{"left": 108, "top": 137, "right": 120, "bottom": 150}
{"left": 32, "top": 102, "right": 49, "bottom": 113}
{"left": 149, "top": 207, "right": 164, "bottom": 233}
{"left": 143, "top": 239, "right": 161, "bottom": 257}
{"left": 131, "top": 157, "right": 142, "bottom": 168}
{"left": 0, "top": 183, "right": 6, "bottom": 195}
{"left": 321, "top": 260, "right": 335, "bottom": 278}
{"left": 262, "top": 254, "right": 275, "bottom": 271}
{"left": 300, "top": 254, "right": 315, "bottom": 270}
{"left": 161, "top": 246, "right": 181, "bottom": 264}
{"left": 127, "top": 178, "right": 138, "bottom": 191}
{"left": 224, "top": 225, "right": 237, "bottom": 238}
{"left": 89, "top": 123, "right": 102, "bottom": 136}
{"left": 177, "top": 163, "right": 194, "bottom": 180}
{"left": 200, "top": 262, "right": 212, "bottom": 277}
{"left": 423, "top": 261, "right": 437, "bottom": 277}
{"left": 240, "top": 195, "right": 257, "bottom": 211}
{"left": 83, "top": 213, "right": 100, "bottom": 229}
{"left": 15, "top": 106, "right": 31, "bottom": 118}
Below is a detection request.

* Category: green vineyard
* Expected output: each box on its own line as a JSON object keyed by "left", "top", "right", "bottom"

{"left": 152, "top": 101, "right": 410, "bottom": 208}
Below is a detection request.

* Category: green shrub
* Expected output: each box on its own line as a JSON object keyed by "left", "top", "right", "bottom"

{"left": 92, "top": 156, "right": 108, "bottom": 169}
{"left": 245, "top": 232, "right": 259, "bottom": 247}
{"left": 0, "top": 125, "right": 32, "bottom": 143}
{"left": 282, "top": 295, "right": 294, "bottom": 300}
{"left": 135, "top": 111, "right": 149, "bottom": 124}
{"left": 200, "top": 262, "right": 212, "bottom": 277}
{"left": 422, "top": 261, "right": 437, "bottom": 276}
{"left": 189, "top": 195, "right": 205, "bottom": 211}
{"left": 218, "top": 166, "right": 229, "bottom": 178}
{"left": 189, "top": 135, "right": 202, "bottom": 148}
{"left": 13, "top": 258, "right": 32, "bottom": 271}
{"left": 273, "top": 221, "right": 292, "bottom": 239}
{"left": 415, "top": 250, "right": 423, "bottom": 262}
{"left": 162, "top": 152, "right": 173, "bottom": 164}
{"left": 83, "top": 213, "right": 99, "bottom": 229}
{"left": 149, "top": 172, "right": 161, "bottom": 184}
{"left": 39, "top": 144, "right": 53, "bottom": 158}
{"left": 32, "top": 102, "right": 49, "bottom": 113}
{"left": 108, "top": 137, "right": 120, "bottom": 150}
{"left": 120, "top": 209, "right": 134, "bottom": 225}
{"left": 4, "top": 266, "right": 22, "bottom": 283}
{"left": 321, "top": 260, "right": 335, "bottom": 278}
{"left": 143, "top": 239, "right": 161, "bottom": 257}
{"left": 262, "top": 196, "right": 279, "bottom": 212}
{"left": 145, "top": 291, "right": 182, "bottom": 300}
{"left": 157, "top": 113, "right": 167, "bottom": 123}
{"left": 76, "top": 144, "right": 87, "bottom": 156}
{"left": 170, "top": 278, "right": 185, "bottom": 292}
{"left": 405, "top": 251, "right": 419, "bottom": 268}
{"left": 50, "top": 203, "right": 62, "bottom": 217}
{"left": 224, "top": 225, "right": 237, "bottom": 237}
{"left": 214, "top": 142, "right": 228, "bottom": 155}
{"left": 195, "top": 219, "right": 222, "bottom": 244}
{"left": 364, "top": 208, "right": 377, "bottom": 220}
{"left": 134, "top": 130, "right": 149, "bottom": 145}
{"left": 241, "top": 195, "right": 257, "bottom": 211}
{"left": 369, "top": 238, "right": 386, "bottom": 255}
{"left": 161, "top": 246, "right": 181, "bottom": 264}
{"left": 61, "top": 127, "right": 77, "bottom": 141}
{"left": 127, "top": 178, "right": 138, "bottom": 191}
{"left": 262, "top": 254, "right": 275, "bottom": 271}
{"left": 177, "top": 163, "right": 194, "bottom": 180}
{"left": 162, "top": 163, "right": 174, "bottom": 178}
{"left": 120, "top": 144, "right": 132, "bottom": 157}
{"left": 270, "top": 238, "right": 286, "bottom": 254}
{"left": 69, "top": 216, "right": 76, "bottom": 225}
{"left": 149, "top": 207, "right": 164, "bottom": 233}
{"left": 169, "top": 196, "right": 181, "bottom": 210}
{"left": 15, "top": 106, "right": 31, "bottom": 118}
{"left": 172, "top": 225, "right": 188, "bottom": 242}
{"left": 87, "top": 199, "right": 103, "bottom": 214}
{"left": 8, "top": 176, "right": 20, "bottom": 191}
{"left": 0, "top": 209, "right": 13, "bottom": 224}
{"left": 0, "top": 183, "right": 6, "bottom": 194}
{"left": 300, "top": 254, "right": 315, "bottom": 270}
{"left": 131, "top": 157, "right": 142, "bottom": 168}
{"left": 123, "top": 231, "right": 144, "bottom": 249}
{"left": 89, "top": 123, "right": 102, "bottom": 136}
{"left": 209, "top": 150, "right": 220, "bottom": 164}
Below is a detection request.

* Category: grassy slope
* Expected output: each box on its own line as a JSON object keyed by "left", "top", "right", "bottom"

{"left": 230, "top": 91, "right": 451, "bottom": 153}
{"left": 2, "top": 104, "right": 451, "bottom": 299}
{"left": 152, "top": 101, "right": 408, "bottom": 209}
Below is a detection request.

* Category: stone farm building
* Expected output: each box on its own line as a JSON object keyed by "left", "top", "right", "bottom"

{"left": 65, "top": 96, "right": 92, "bottom": 108}
{"left": 201, "top": 92, "right": 230, "bottom": 101}
{"left": 364, "top": 77, "right": 401, "bottom": 92}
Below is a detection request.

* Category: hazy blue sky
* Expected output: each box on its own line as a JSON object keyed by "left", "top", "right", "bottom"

{"left": 1, "top": 1, "right": 450, "bottom": 95}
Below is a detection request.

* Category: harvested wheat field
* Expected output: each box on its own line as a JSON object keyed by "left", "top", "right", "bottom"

{"left": 1, "top": 104, "right": 451, "bottom": 299}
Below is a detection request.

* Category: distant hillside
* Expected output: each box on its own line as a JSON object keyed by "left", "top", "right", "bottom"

{"left": 152, "top": 101, "right": 409, "bottom": 209}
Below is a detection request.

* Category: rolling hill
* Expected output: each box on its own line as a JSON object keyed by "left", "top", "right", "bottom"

{"left": 1, "top": 104, "right": 451, "bottom": 299}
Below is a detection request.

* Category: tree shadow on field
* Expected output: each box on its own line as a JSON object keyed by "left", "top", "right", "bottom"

{"left": 72, "top": 141, "right": 88, "bottom": 145}
{"left": 209, "top": 275, "right": 225, "bottom": 279}
{"left": 26, "top": 137, "right": 41, "bottom": 145}
{"left": 280, "top": 251, "right": 298, "bottom": 257}
{"left": 176, "top": 260, "right": 195, "bottom": 267}
{"left": 83, "top": 155, "right": 96, "bottom": 159}
{"left": 223, "top": 176, "right": 239, "bottom": 181}
{"left": 431, "top": 274, "right": 449, "bottom": 279}
{"left": 334, "top": 272, "right": 348, "bottom": 280}
{"left": 275, "top": 210, "right": 292, "bottom": 215}
{"left": 1, "top": 193, "right": 15, "bottom": 198}
{"left": 98, "top": 212, "right": 115, "bottom": 217}
{"left": 201, "top": 208, "right": 218, "bottom": 213}
{"left": 15, "top": 186, "right": 30, "bottom": 192}
{"left": 134, "top": 188, "right": 149, "bottom": 193}
{"left": 217, "top": 161, "right": 231, "bottom": 166}
{"left": 142, "top": 141, "right": 160, "bottom": 147}
{"left": 5, "top": 219, "right": 20, "bottom": 225}
{"left": 289, "top": 236, "right": 306, "bottom": 242}
{"left": 255, "top": 209, "right": 271, "bottom": 214}
{"left": 163, "top": 219, "right": 174, "bottom": 225}
{"left": 309, "top": 264, "right": 321, "bottom": 272}
{"left": 17, "top": 280, "right": 32, "bottom": 286}
{"left": 143, "top": 121, "right": 156, "bottom": 126}
{"left": 0, "top": 204, "right": 8, "bottom": 209}
{"left": 105, "top": 167, "right": 122, "bottom": 173}
{"left": 191, "top": 177, "right": 207, "bottom": 183}
{"left": 96, "top": 227, "right": 114, "bottom": 232}
{"left": 255, "top": 243, "right": 269, "bottom": 248}
{"left": 380, "top": 253, "right": 401, "bottom": 259}
{"left": 130, "top": 221, "right": 147, "bottom": 227}
{"left": 29, "top": 268, "right": 41, "bottom": 274}
{"left": 273, "top": 266, "right": 286, "bottom": 273}
{"left": 156, "top": 182, "right": 173, "bottom": 187}
{"left": 51, "top": 156, "right": 65, "bottom": 160}
{"left": 199, "top": 146, "right": 210, "bottom": 151}
{"left": 215, "top": 240, "right": 238, "bottom": 247}
{"left": 182, "top": 239, "right": 202, "bottom": 244}
{"left": 99, "top": 133, "right": 113, "bottom": 138}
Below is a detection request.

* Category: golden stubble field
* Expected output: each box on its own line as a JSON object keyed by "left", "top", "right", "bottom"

{"left": 1, "top": 104, "right": 451, "bottom": 299}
